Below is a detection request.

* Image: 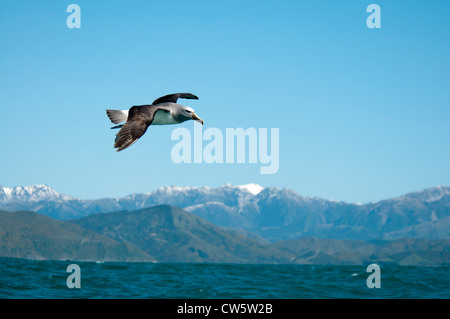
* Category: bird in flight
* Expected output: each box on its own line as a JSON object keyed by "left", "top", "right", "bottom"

{"left": 106, "top": 93, "right": 203, "bottom": 152}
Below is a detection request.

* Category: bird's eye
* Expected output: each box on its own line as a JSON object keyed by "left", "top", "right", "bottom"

{"left": 186, "top": 110, "right": 192, "bottom": 113}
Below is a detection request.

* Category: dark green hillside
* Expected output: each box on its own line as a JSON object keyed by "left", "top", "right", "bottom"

{"left": 1, "top": 207, "right": 448, "bottom": 265}
{"left": 272, "top": 237, "right": 450, "bottom": 266}
{"left": 72, "top": 205, "right": 290, "bottom": 263}
{"left": 0, "top": 210, "right": 154, "bottom": 262}
{"left": 272, "top": 237, "right": 377, "bottom": 265}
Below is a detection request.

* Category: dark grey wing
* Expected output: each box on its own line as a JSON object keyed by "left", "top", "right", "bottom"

{"left": 152, "top": 93, "right": 198, "bottom": 105}
{"left": 114, "top": 105, "right": 165, "bottom": 152}
{"left": 114, "top": 121, "right": 148, "bottom": 152}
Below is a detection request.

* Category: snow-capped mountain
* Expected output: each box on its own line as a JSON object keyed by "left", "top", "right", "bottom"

{"left": 0, "top": 184, "right": 449, "bottom": 241}
{"left": 385, "top": 185, "right": 450, "bottom": 203}
{"left": 0, "top": 185, "right": 74, "bottom": 203}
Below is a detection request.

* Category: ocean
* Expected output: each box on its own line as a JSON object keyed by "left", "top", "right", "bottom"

{"left": 0, "top": 257, "right": 448, "bottom": 299}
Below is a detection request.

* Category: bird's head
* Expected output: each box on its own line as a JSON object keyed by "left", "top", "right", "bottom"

{"left": 176, "top": 105, "right": 204, "bottom": 125}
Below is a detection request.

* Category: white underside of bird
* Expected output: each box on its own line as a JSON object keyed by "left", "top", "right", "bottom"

{"left": 107, "top": 109, "right": 181, "bottom": 125}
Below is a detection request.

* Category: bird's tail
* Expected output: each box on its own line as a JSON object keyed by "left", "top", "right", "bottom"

{"left": 106, "top": 109, "right": 129, "bottom": 124}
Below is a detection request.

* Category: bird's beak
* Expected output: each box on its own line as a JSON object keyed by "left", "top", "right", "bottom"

{"left": 192, "top": 113, "right": 204, "bottom": 125}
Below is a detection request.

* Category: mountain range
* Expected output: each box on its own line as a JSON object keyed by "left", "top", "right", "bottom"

{"left": 0, "top": 210, "right": 153, "bottom": 262}
{"left": 1, "top": 206, "right": 448, "bottom": 265}
{"left": 1, "top": 184, "right": 449, "bottom": 242}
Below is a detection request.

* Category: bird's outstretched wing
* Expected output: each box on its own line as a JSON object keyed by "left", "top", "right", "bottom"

{"left": 114, "top": 120, "right": 148, "bottom": 152}
{"left": 152, "top": 93, "right": 198, "bottom": 105}
{"left": 114, "top": 104, "right": 170, "bottom": 152}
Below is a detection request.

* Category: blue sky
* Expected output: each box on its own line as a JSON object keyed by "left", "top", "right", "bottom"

{"left": 1, "top": 0, "right": 449, "bottom": 203}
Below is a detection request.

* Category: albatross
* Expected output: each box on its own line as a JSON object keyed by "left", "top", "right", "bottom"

{"left": 106, "top": 93, "right": 203, "bottom": 152}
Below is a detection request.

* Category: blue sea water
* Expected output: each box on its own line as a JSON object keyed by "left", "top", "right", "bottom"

{"left": 0, "top": 257, "right": 448, "bottom": 299}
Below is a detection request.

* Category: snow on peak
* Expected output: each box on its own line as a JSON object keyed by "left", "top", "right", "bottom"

{"left": 152, "top": 184, "right": 264, "bottom": 196}
{"left": 153, "top": 185, "right": 203, "bottom": 194}
{"left": 0, "top": 185, "right": 73, "bottom": 203}
{"left": 422, "top": 185, "right": 450, "bottom": 202}
{"left": 235, "top": 183, "right": 264, "bottom": 195}
{"left": 389, "top": 185, "right": 450, "bottom": 203}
